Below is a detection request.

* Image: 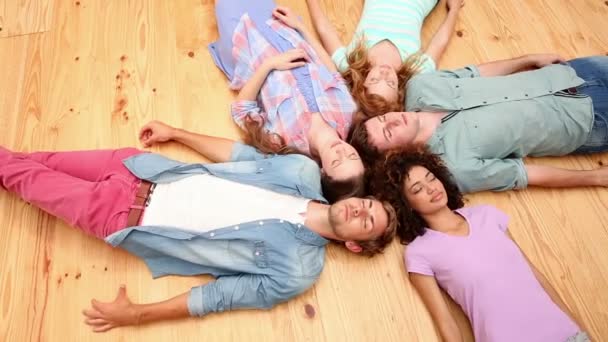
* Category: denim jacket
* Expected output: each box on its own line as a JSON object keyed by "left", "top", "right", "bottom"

{"left": 105, "top": 143, "right": 329, "bottom": 317}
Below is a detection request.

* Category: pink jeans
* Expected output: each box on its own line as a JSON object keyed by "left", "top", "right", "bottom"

{"left": 0, "top": 147, "right": 144, "bottom": 239}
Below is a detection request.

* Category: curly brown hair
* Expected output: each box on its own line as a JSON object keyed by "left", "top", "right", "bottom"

{"left": 368, "top": 145, "right": 464, "bottom": 244}
{"left": 341, "top": 36, "right": 422, "bottom": 118}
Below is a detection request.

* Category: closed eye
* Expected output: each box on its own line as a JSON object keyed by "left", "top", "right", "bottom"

{"left": 383, "top": 127, "right": 392, "bottom": 142}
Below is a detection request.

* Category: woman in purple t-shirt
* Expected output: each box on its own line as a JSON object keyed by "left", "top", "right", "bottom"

{"left": 370, "top": 146, "right": 590, "bottom": 342}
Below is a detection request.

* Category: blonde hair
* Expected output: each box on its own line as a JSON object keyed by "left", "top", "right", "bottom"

{"left": 341, "top": 36, "right": 423, "bottom": 120}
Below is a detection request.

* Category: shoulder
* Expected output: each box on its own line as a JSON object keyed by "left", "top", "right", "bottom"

{"left": 404, "top": 234, "right": 437, "bottom": 275}
{"left": 280, "top": 154, "right": 321, "bottom": 172}
{"left": 405, "top": 232, "right": 434, "bottom": 257}
{"left": 459, "top": 204, "right": 505, "bottom": 218}
{"left": 461, "top": 205, "right": 510, "bottom": 232}
{"left": 272, "top": 154, "right": 323, "bottom": 191}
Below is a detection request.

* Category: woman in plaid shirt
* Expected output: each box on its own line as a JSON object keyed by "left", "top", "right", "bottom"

{"left": 208, "top": 0, "right": 364, "bottom": 202}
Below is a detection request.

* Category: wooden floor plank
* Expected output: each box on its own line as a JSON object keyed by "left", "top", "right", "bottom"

{"left": 1, "top": 0, "right": 607, "bottom": 340}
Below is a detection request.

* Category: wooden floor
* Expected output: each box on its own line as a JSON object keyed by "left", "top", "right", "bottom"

{"left": 1, "top": 0, "right": 607, "bottom": 341}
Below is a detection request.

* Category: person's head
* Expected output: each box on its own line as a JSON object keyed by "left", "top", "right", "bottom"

{"left": 341, "top": 37, "right": 422, "bottom": 117}
{"left": 349, "top": 111, "right": 420, "bottom": 164}
{"left": 365, "top": 112, "right": 421, "bottom": 151}
{"left": 369, "top": 146, "right": 464, "bottom": 244}
{"left": 328, "top": 196, "right": 398, "bottom": 256}
{"left": 318, "top": 140, "right": 366, "bottom": 202}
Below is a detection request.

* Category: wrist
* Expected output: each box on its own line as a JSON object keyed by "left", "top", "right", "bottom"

{"left": 131, "top": 304, "right": 145, "bottom": 326}
{"left": 295, "top": 23, "right": 307, "bottom": 34}
{"left": 260, "top": 60, "right": 276, "bottom": 72}
{"left": 522, "top": 54, "right": 537, "bottom": 67}
{"left": 447, "top": 7, "right": 460, "bottom": 15}
{"left": 171, "top": 127, "right": 183, "bottom": 140}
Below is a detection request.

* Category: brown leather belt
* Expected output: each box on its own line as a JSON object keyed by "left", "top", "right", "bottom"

{"left": 126, "top": 180, "right": 155, "bottom": 227}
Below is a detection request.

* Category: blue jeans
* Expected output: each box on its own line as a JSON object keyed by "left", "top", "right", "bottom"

{"left": 570, "top": 56, "right": 608, "bottom": 154}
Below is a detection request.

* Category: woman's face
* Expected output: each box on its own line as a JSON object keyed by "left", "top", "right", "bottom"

{"left": 320, "top": 140, "right": 365, "bottom": 181}
{"left": 402, "top": 165, "right": 448, "bottom": 215}
{"left": 365, "top": 64, "right": 399, "bottom": 102}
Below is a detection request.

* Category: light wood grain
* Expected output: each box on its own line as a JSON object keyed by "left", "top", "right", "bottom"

{"left": 1, "top": 0, "right": 607, "bottom": 341}
{"left": 0, "top": 0, "right": 54, "bottom": 38}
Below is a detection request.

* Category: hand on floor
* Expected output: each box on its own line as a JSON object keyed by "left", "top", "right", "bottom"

{"left": 447, "top": 0, "right": 465, "bottom": 12}
{"left": 139, "top": 120, "right": 176, "bottom": 148}
{"left": 82, "top": 285, "right": 140, "bottom": 332}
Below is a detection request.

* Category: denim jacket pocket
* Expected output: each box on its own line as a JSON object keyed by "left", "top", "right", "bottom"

{"left": 228, "top": 240, "right": 268, "bottom": 269}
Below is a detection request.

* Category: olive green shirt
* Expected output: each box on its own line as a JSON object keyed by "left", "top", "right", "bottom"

{"left": 405, "top": 64, "right": 594, "bottom": 192}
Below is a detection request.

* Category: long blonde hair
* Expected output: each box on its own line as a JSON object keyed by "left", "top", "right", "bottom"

{"left": 341, "top": 36, "right": 423, "bottom": 121}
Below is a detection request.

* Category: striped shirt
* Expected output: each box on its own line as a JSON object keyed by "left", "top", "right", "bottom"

{"left": 229, "top": 14, "right": 357, "bottom": 155}
{"left": 332, "top": 0, "right": 438, "bottom": 73}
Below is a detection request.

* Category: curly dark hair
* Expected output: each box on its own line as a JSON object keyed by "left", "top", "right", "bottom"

{"left": 368, "top": 145, "right": 464, "bottom": 244}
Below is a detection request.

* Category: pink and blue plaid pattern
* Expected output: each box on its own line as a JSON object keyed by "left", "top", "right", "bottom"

{"left": 229, "top": 14, "right": 356, "bottom": 155}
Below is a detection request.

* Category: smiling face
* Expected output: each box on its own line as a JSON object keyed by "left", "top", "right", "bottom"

{"left": 328, "top": 197, "right": 389, "bottom": 243}
{"left": 319, "top": 140, "right": 365, "bottom": 181}
{"left": 364, "top": 112, "right": 420, "bottom": 152}
{"left": 365, "top": 64, "right": 399, "bottom": 102}
{"left": 402, "top": 165, "right": 448, "bottom": 215}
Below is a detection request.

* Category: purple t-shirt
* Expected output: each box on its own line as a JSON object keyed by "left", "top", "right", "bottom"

{"left": 405, "top": 205, "right": 579, "bottom": 342}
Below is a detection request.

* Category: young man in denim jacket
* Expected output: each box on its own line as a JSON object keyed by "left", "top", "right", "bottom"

{"left": 0, "top": 120, "right": 397, "bottom": 332}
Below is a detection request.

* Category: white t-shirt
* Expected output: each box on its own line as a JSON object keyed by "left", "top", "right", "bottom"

{"left": 141, "top": 174, "right": 311, "bottom": 232}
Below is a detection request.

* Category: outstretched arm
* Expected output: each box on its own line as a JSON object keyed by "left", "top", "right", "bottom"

{"left": 525, "top": 164, "right": 608, "bottom": 188}
{"left": 139, "top": 120, "right": 235, "bottom": 163}
{"left": 82, "top": 285, "right": 189, "bottom": 332}
{"left": 410, "top": 273, "right": 463, "bottom": 342}
{"left": 477, "top": 53, "right": 565, "bottom": 77}
{"left": 304, "top": 0, "right": 343, "bottom": 56}
{"left": 424, "top": 0, "right": 464, "bottom": 65}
